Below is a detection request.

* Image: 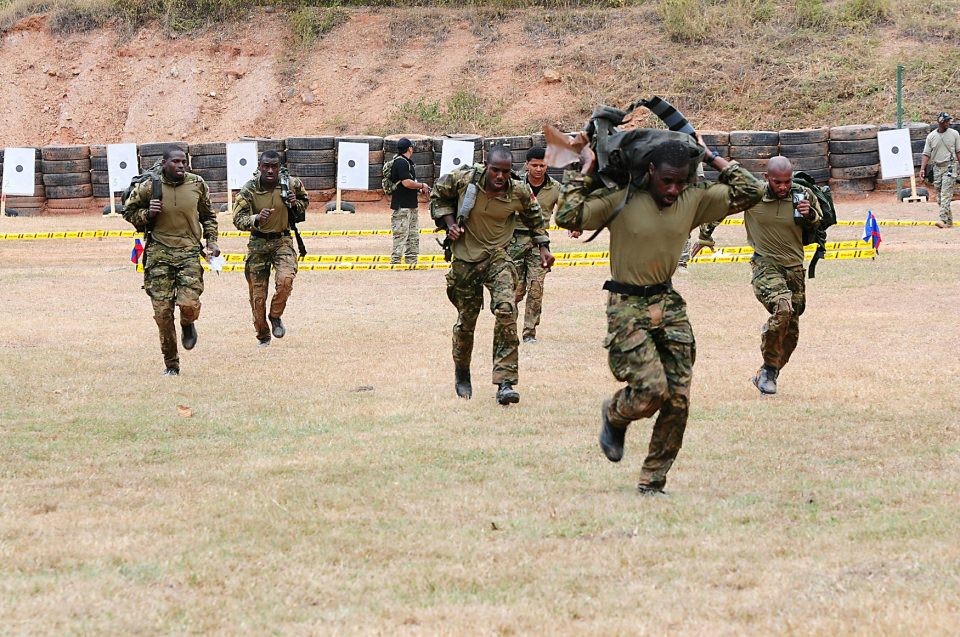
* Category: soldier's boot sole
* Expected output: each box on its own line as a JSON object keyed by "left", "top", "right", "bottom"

{"left": 181, "top": 323, "right": 197, "bottom": 350}
{"left": 599, "top": 399, "right": 625, "bottom": 463}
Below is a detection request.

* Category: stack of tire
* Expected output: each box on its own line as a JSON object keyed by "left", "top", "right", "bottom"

{"left": 778, "top": 127, "right": 830, "bottom": 184}
{"left": 828, "top": 124, "right": 879, "bottom": 195}
{"left": 384, "top": 134, "right": 434, "bottom": 189}
{"left": 484, "top": 135, "right": 533, "bottom": 174}
{"left": 139, "top": 141, "right": 188, "bottom": 172}
{"left": 188, "top": 142, "right": 228, "bottom": 207}
{"left": 430, "top": 134, "right": 483, "bottom": 184}
{"left": 42, "top": 145, "right": 93, "bottom": 214}
{"left": 335, "top": 135, "right": 384, "bottom": 198}
{"left": 699, "top": 131, "right": 730, "bottom": 182}
{"left": 0, "top": 148, "right": 44, "bottom": 216}
{"left": 89, "top": 145, "right": 112, "bottom": 209}
{"left": 285, "top": 135, "right": 336, "bottom": 194}
{"left": 728, "top": 130, "right": 779, "bottom": 179}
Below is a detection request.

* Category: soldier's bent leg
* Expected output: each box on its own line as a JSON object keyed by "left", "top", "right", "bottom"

{"left": 446, "top": 261, "right": 484, "bottom": 372}
{"left": 934, "top": 164, "right": 955, "bottom": 225}
{"left": 777, "top": 266, "right": 806, "bottom": 370}
{"left": 403, "top": 208, "right": 420, "bottom": 264}
{"left": 752, "top": 259, "right": 794, "bottom": 369}
{"left": 391, "top": 208, "right": 411, "bottom": 264}
{"left": 486, "top": 258, "right": 520, "bottom": 385}
{"left": 522, "top": 249, "right": 546, "bottom": 339}
{"left": 173, "top": 252, "right": 205, "bottom": 325}
{"left": 606, "top": 330, "right": 669, "bottom": 426}
{"left": 269, "top": 239, "right": 298, "bottom": 319}
{"left": 151, "top": 298, "right": 179, "bottom": 370}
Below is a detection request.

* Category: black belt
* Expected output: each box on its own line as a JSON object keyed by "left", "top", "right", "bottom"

{"left": 251, "top": 230, "right": 290, "bottom": 240}
{"left": 513, "top": 228, "right": 533, "bottom": 236}
{"left": 603, "top": 279, "right": 672, "bottom": 297}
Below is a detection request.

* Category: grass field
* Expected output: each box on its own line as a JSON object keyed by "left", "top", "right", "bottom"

{"left": 1, "top": 196, "right": 959, "bottom": 634}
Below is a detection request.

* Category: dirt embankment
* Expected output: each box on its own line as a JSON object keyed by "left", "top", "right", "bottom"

{"left": 0, "top": 6, "right": 958, "bottom": 147}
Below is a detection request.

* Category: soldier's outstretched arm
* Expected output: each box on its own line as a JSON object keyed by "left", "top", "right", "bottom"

{"left": 691, "top": 161, "right": 765, "bottom": 227}
{"left": 555, "top": 171, "right": 624, "bottom": 231}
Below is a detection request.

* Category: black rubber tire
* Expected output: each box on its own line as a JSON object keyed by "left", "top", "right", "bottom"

{"left": 829, "top": 124, "right": 877, "bottom": 141}
{"left": 830, "top": 177, "right": 876, "bottom": 192}
{"left": 369, "top": 151, "right": 385, "bottom": 164}
{"left": 779, "top": 127, "right": 829, "bottom": 144}
{"left": 789, "top": 155, "right": 829, "bottom": 171}
{"left": 299, "top": 176, "right": 336, "bottom": 190}
{"left": 336, "top": 135, "right": 384, "bottom": 150}
{"left": 384, "top": 134, "right": 433, "bottom": 153}
{"left": 287, "top": 163, "right": 336, "bottom": 177}
{"left": 91, "top": 157, "right": 108, "bottom": 171}
{"left": 430, "top": 134, "right": 483, "bottom": 153}
{"left": 190, "top": 154, "right": 227, "bottom": 169}
{"left": 45, "top": 183, "right": 93, "bottom": 199}
{"left": 89, "top": 144, "right": 107, "bottom": 157}
{"left": 5, "top": 195, "right": 46, "bottom": 206}
{"left": 139, "top": 142, "right": 187, "bottom": 156}
{"left": 368, "top": 164, "right": 384, "bottom": 177}
{"left": 898, "top": 187, "right": 929, "bottom": 201}
{"left": 286, "top": 149, "right": 336, "bottom": 163}
{"left": 829, "top": 139, "right": 879, "bottom": 154}
{"left": 729, "top": 130, "right": 779, "bottom": 146}
{"left": 41, "top": 145, "right": 90, "bottom": 161}
{"left": 324, "top": 201, "right": 357, "bottom": 213}
{"left": 414, "top": 164, "right": 434, "bottom": 179}
{"left": 780, "top": 142, "right": 828, "bottom": 157}
{"left": 140, "top": 156, "right": 162, "bottom": 171}
{"left": 286, "top": 136, "right": 335, "bottom": 151}
{"left": 92, "top": 184, "right": 112, "bottom": 197}
{"left": 43, "top": 172, "right": 91, "bottom": 186}
{"left": 484, "top": 135, "right": 533, "bottom": 151}
{"left": 729, "top": 145, "right": 779, "bottom": 160}
{"left": 410, "top": 151, "right": 433, "bottom": 164}
{"left": 41, "top": 159, "right": 90, "bottom": 174}
{"left": 699, "top": 130, "right": 729, "bottom": 146}
{"left": 831, "top": 164, "right": 880, "bottom": 179}
{"left": 735, "top": 158, "right": 769, "bottom": 172}
{"left": 188, "top": 142, "right": 226, "bottom": 156}
{"left": 802, "top": 168, "right": 830, "bottom": 183}
{"left": 907, "top": 123, "right": 931, "bottom": 140}
{"left": 239, "top": 137, "right": 285, "bottom": 152}
{"left": 191, "top": 167, "right": 227, "bottom": 181}
{"left": 830, "top": 151, "right": 880, "bottom": 168}
{"left": 46, "top": 197, "right": 93, "bottom": 210}
{"left": 204, "top": 180, "right": 228, "bottom": 192}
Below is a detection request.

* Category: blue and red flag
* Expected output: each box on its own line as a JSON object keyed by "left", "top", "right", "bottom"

{"left": 130, "top": 238, "right": 144, "bottom": 264}
{"left": 863, "top": 210, "right": 881, "bottom": 252}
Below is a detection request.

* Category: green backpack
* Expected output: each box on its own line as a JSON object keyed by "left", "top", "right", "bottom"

{"left": 792, "top": 171, "right": 837, "bottom": 279}
{"left": 382, "top": 155, "right": 406, "bottom": 194}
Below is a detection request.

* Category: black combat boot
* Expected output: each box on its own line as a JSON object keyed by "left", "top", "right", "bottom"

{"left": 599, "top": 399, "right": 625, "bottom": 462}
{"left": 455, "top": 368, "right": 472, "bottom": 399}
{"left": 496, "top": 382, "right": 520, "bottom": 405}
{"left": 162, "top": 367, "right": 180, "bottom": 376}
{"left": 181, "top": 323, "right": 197, "bottom": 350}
{"left": 752, "top": 365, "right": 778, "bottom": 395}
{"left": 269, "top": 315, "right": 285, "bottom": 339}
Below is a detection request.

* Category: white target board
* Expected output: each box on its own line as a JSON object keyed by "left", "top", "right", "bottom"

{"left": 337, "top": 142, "right": 369, "bottom": 190}
{"left": 877, "top": 129, "right": 914, "bottom": 180}
{"left": 439, "top": 139, "right": 476, "bottom": 177}
{"left": 107, "top": 143, "right": 139, "bottom": 193}
{"left": 2, "top": 148, "right": 37, "bottom": 196}
{"left": 227, "top": 142, "right": 259, "bottom": 190}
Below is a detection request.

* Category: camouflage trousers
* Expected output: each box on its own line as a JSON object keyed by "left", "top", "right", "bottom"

{"left": 142, "top": 242, "right": 204, "bottom": 369}
{"left": 751, "top": 257, "right": 806, "bottom": 370}
{"left": 507, "top": 233, "right": 547, "bottom": 339}
{"left": 391, "top": 208, "right": 420, "bottom": 264}
{"left": 933, "top": 163, "right": 956, "bottom": 226}
{"left": 445, "top": 249, "right": 519, "bottom": 385}
{"left": 245, "top": 235, "right": 298, "bottom": 341}
{"left": 602, "top": 289, "right": 695, "bottom": 491}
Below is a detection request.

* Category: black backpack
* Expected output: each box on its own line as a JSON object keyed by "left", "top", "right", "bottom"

{"left": 121, "top": 160, "right": 164, "bottom": 232}
{"left": 792, "top": 171, "right": 836, "bottom": 279}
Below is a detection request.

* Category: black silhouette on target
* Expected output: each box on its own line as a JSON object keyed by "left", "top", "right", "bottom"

{"left": 453, "top": 158, "right": 461, "bottom": 166}
{"left": 239, "top": 158, "right": 248, "bottom": 166}
{"left": 120, "top": 161, "right": 128, "bottom": 169}
{"left": 348, "top": 160, "right": 356, "bottom": 168}
{"left": 891, "top": 146, "right": 900, "bottom": 155}
{"left": 15, "top": 165, "right": 23, "bottom": 172}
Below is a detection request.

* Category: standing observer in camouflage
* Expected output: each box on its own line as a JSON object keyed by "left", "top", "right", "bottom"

{"left": 706, "top": 156, "right": 821, "bottom": 395}
{"left": 389, "top": 138, "right": 430, "bottom": 265}
{"left": 232, "top": 151, "right": 309, "bottom": 346}
{"left": 431, "top": 145, "right": 555, "bottom": 405}
{"left": 919, "top": 112, "right": 959, "bottom": 228}
{"left": 507, "top": 146, "right": 569, "bottom": 343}
{"left": 556, "top": 137, "right": 763, "bottom": 495}
{"left": 122, "top": 146, "right": 219, "bottom": 376}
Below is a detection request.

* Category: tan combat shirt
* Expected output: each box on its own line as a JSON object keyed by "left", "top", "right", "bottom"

{"left": 923, "top": 127, "right": 960, "bottom": 165}
{"left": 745, "top": 186, "right": 822, "bottom": 268}
{"left": 129, "top": 173, "right": 213, "bottom": 249}
{"left": 249, "top": 188, "right": 289, "bottom": 233}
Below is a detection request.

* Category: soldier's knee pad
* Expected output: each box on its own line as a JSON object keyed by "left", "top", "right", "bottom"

{"left": 179, "top": 300, "right": 201, "bottom": 322}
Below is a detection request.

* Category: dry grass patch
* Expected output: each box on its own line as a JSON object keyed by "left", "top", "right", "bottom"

{"left": 1, "top": 198, "right": 959, "bottom": 633}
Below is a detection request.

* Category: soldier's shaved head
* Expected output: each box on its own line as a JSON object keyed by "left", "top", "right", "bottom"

{"left": 259, "top": 150, "right": 281, "bottom": 163}
{"left": 486, "top": 145, "right": 512, "bottom": 165}
{"left": 765, "top": 156, "right": 794, "bottom": 199}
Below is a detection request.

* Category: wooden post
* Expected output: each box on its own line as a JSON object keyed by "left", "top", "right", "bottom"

{"left": 0, "top": 191, "right": 6, "bottom": 218}
{"left": 904, "top": 174, "right": 927, "bottom": 203}
{"left": 335, "top": 186, "right": 342, "bottom": 213}
{"left": 227, "top": 188, "right": 232, "bottom": 214}
{"left": 110, "top": 190, "right": 116, "bottom": 217}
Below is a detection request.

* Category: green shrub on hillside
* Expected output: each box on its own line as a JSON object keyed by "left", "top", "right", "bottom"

{"left": 290, "top": 4, "right": 349, "bottom": 46}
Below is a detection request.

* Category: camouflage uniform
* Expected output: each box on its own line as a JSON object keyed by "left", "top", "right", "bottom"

{"left": 391, "top": 208, "right": 419, "bottom": 264}
{"left": 508, "top": 174, "right": 560, "bottom": 340}
{"left": 123, "top": 172, "right": 216, "bottom": 371}
{"left": 922, "top": 127, "right": 960, "bottom": 226}
{"left": 556, "top": 162, "right": 763, "bottom": 491}
{"left": 431, "top": 164, "right": 550, "bottom": 386}
{"left": 745, "top": 185, "right": 821, "bottom": 371}
{"left": 232, "top": 169, "right": 309, "bottom": 342}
